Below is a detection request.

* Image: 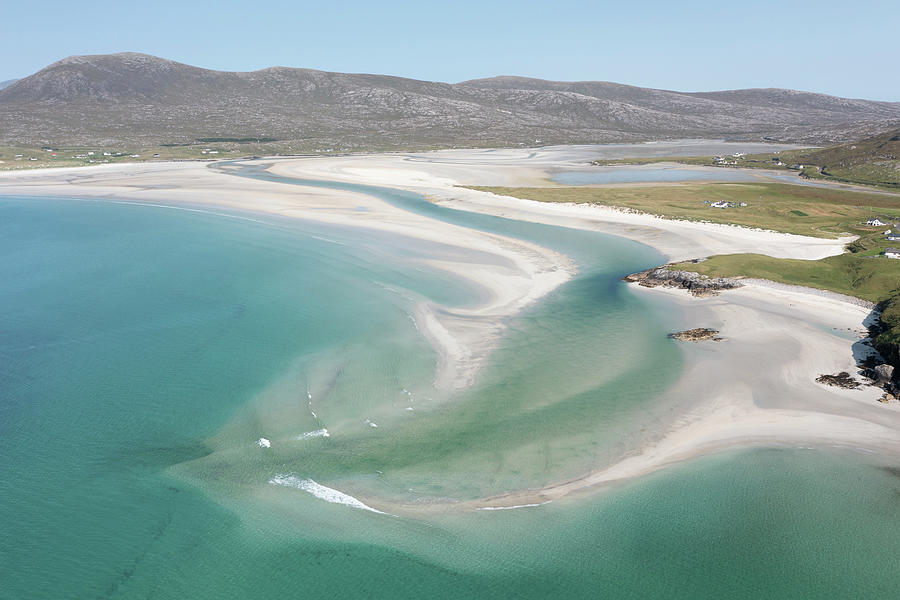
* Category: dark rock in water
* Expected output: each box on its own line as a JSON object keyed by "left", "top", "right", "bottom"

{"left": 816, "top": 372, "right": 861, "bottom": 389}
{"left": 668, "top": 328, "right": 722, "bottom": 342}
{"left": 624, "top": 267, "right": 742, "bottom": 297}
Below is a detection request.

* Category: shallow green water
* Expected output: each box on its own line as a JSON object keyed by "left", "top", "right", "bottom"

{"left": 1, "top": 188, "right": 898, "bottom": 599}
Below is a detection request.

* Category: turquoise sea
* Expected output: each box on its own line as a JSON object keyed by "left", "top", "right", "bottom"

{"left": 1, "top": 177, "right": 899, "bottom": 599}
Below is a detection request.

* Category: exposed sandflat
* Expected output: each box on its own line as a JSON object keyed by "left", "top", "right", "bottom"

{"left": 3, "top": 142, "right": 898, "bottom": 513}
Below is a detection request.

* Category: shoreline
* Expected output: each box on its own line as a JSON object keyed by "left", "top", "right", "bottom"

{"left": 3, "top": 145, "right": 899, "bottom": 514}
{"left": 458, "top": 281, "right": 900, "bottom": 511}
{"left": 266, "top": 155, "right": 855, "bottom": 263}
{"left": 0, "top": 160, "right": 574, "bottom": 391}
{"left": 262, "top": 147, "right": 900, "bottom": 512}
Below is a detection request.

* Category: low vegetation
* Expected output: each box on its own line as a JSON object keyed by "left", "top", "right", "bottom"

{"left": 668, "top": 253, "right": 900, "bottom": 303}
{"left": 476, "top": 181, "right": 900, "bottom": 377}
{"left": 593, "top": 128, "right": 900, "bottom": 189}
{"left": 469, "top": 183, "right": 900, "bottom": 240}
{"left": 0, "top": 142, "right": 402, "bottom": 171}
{"left": 874, "top": 296, "right": 900, "bottom": 369}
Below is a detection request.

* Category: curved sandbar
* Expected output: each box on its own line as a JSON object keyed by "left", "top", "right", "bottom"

{"left": 0, "top": 160, "right": 573, "bottom": 390}
{"left": 4, "top": 143, "right": 899, "bottom": 514}
{"left": 262, "top": 145, "right": 900, "bottom": 512}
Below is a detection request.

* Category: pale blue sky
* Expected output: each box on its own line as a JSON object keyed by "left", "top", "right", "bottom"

{"left": 2, "top": 0, "right": 898, "bottom": 100}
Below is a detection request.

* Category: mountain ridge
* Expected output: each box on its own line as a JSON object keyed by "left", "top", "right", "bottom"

{"left": 2, "top": 52, "right": 898, "bottom": 149}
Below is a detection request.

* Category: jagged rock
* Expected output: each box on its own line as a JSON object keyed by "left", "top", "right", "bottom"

{"left": 816, "top": 372, "right": 861, "bottom": 389}
{"left": 873, "top": 364, "right": 895, "bottom": 387}
{"left": 624, "top": 267, "right": 742, "bottom": 297}
{"left": 877, "top": 391, "right": 899, "bottom": 404}
{"left": 667, "top": 328, "right": 722, "bottom": 342}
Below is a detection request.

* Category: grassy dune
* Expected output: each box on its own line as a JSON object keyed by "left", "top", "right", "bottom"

{"left": 470, "top": 183, "right": 900, "bottom": 240}
{"left": 670, "top": 253, "right": 900, "bottom": 302}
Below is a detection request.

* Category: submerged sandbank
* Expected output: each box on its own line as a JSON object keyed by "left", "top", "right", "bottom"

{"left": 4, "top": 143, "right": 899, "bottom": 514}
{"left": 260, "top": 145, "right": 900, "bottom": 511}
{"left": 0, "top": 159, "right": 573, "bottom": 390}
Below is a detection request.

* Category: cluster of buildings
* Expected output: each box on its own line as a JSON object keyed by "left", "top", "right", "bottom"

{"left": 70, "top": 150, "right": 142, "bottom": 161}
{"left": 705, "top": 200, "right": 748, "bottom": 209}
{"left": 884, "top": 226, "right": 900, "bottom": 259}
{"left": 713, "top": 154, "right": 742, "bottom": 166}
{"left": 869, "top": 219, "right": 900, "bottom": 259}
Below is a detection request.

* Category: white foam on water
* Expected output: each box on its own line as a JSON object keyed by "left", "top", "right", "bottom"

{"left": 478, "top": 501, "right": 551, "bottom": 511}
{"left": 309, "top": 235, "right": 348, "bottom": 247}
{"left": 269, "top": 475, "right": 392, "bottom": 515}
{"left": 296, "top": 428, "right": 330, "bottom": 440}
{"left": 257, "top": 437, "right": 271, "bottom": 448}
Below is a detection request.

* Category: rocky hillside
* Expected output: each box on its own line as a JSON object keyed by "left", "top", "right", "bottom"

{"left": 780, "top": 128, "right": 900, "bottom": 186}
{"left": 1, "top": 52, "right": 898, "bottom": 149}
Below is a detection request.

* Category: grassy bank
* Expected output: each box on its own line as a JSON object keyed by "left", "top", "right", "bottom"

{"left": 669, "top": 254, "right": 900, "bottom": 303}
{"left": 469, "top": 183, "right": 900, "bottom": 240}
{"left": 667, "top": 252, "right": 900, "bottom": 376}
{"left": 0, "top": 140, "right": 449, "bottom": 171}
{"left": 592, "top": 128, "right": 900, "bottom": 189}
{"left": 476, "top": 182, "right": 900, "bottom": 374}
{"left": 874, "top": 296, "right": 900, "bottom": 367}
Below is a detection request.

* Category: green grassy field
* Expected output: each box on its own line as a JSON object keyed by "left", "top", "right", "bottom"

{"left": 592, "top": 154, "right": 797, "bottom": 171}
{"left": 0, "top": 144, "right": 248, "bottom": 170}
{"left": 592, "top": 129, "right": 900, "bottom": 189}
{"left": 0, "top": 141, "right": 409, "bottom": 171}
{"left": 469, "top": 183, "right": 900, "bottom": 240}
{"left": 477, "top": 181, "right": 900, "bottom": 371}
{"left": 669, "top": 253, "right": 900, "bottom": 303}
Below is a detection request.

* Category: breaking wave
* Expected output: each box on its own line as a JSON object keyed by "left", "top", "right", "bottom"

{"left": 268, "top": 475, "right": 391, "bottom": 515}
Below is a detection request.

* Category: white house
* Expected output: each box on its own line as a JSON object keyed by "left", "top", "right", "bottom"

{"left": 885, "top": 248, "right": 900, "bottom": 259}
{"left": 866, "top": 218, "right": 887, "bottom": 226}
{"left": 710, "top": 201, "right": 730, "bottom": 208}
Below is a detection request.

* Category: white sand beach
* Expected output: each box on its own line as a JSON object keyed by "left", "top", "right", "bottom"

{"left": 0, "top": 160, "right": 572, "bottom": 390}
{"left": 3, "top": 142, "right": 898, "bottom": 512}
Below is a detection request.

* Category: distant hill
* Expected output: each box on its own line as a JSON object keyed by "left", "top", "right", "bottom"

{"left": 0, "top": 79, "right": 17, "bottom": 90}
{"left": 780, "top": 128, "right": 900, "bottom": 186}
{"left": 1, "top": 52, "right": 898, "bottom": 150}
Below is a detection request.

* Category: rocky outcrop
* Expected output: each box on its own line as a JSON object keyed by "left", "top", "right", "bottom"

{"left": 667, "top": 328, "right": 722, "bottom": 342}
{"left": 869, "top": 364, "right": 899, "bottom": 402}
{"left": 816, "top": 372, "right": 862, "bottom": 389}
{"left": 624, "top": 267, "right": 742, "bottom": 297}
{"left": 874, "top": 364, "right": 895, "bottom": 387}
